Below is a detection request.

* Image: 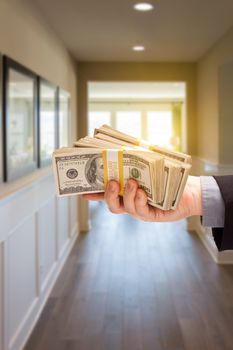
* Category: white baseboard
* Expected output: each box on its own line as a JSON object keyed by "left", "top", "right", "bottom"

{"left": 189, "top": 157, "right": 233, "bottom": 264}
{"left": 187, "top": 216, "right": 233, "bottom": 264}
{"left": 80, "top": 219, "right": 91, "bottom": 233}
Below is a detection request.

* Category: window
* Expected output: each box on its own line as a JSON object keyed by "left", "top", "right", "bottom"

{"left": 147, "top": 111, "right": 173, "bottom": 148}
{"left": 88, "top": 104, "right": 182, "bottom": 151}
{"left": 88, "top": 82, "right": 186, "bottom": 152}
{"left": 39, "top": 79, "right": 57, "bottom": 167}
{"left": 116, "top": 111, "right": 141, "bottom": 138}
{"left": 3, "top": 57, "right": 38, "bottom": 181}
{"left": 88, "top": 111, "right": 111, "bottom": 136}
{"left": 59, "top": 89, "right": 70, "bottom": 147}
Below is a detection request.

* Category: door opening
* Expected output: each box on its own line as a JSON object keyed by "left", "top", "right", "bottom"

{"left": 88, "top": 82, "right": 187, "bottom": 152}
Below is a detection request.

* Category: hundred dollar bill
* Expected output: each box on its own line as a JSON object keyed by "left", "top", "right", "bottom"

{"left": 91, "top": 125, "right": 192, "bottom": 208}
{"left": 53, "top": 148, "right": 164, "bottom": 204}
{"left": 53, "top": 125, "right": 192, "bottom": 210}
{"left": 53, "top": 149, "right": 104, "bottom": 196}
{"left": 74, "top": 137, "right": 191, "bottom": 208}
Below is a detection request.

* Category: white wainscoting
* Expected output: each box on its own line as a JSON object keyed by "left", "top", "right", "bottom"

{"left": 57, "top": 197, "right": 69, "bottom": 259}
{"left": 0, "top": 242, "right": 4, "bottom": 350}
{"left": 69, "top": 196, "right": 78, "bottom": 238}
{"left": 37, "top": 198, "right": 57, "bottom": 292}
{"left": 190, "top": 157, "right": 233, "bottom": 264}
{"left": 0, "top": 172, "right": 79, "bottom": 350}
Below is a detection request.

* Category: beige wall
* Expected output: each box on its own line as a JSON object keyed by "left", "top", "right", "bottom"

{"left": 0, "top": 0, "right": 78, "bottom": 143}
{"left": 197, "top": 26, "right": 233, "bottom": 165}
{"left": 218, "top": 61, "right": 233, "bottom": 164}
{"left": 77, "top": 62, "right": 197, "bottom": 155}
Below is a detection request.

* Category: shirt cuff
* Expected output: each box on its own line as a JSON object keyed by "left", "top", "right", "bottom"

{"left": 200, "top": 176, "right": 225, "bottom": 228}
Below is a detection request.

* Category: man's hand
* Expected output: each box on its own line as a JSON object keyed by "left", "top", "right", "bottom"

{"left": 82, "top": 176, "right": 202, "bottom": 222}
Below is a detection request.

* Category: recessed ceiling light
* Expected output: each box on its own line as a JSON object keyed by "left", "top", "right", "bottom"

{"left": 133, "top": 45, "right": 145, "bottom": 51}
{"left": 134, "top": 3, "right": 154, "bottom": 11}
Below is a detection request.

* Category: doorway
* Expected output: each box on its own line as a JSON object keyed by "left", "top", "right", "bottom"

{"left": 88, "top": 82, "right": 187, "bottom": 152}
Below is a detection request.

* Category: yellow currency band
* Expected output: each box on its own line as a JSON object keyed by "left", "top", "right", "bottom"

{"left": 136, "top": 138, "right": 152, "bottom": 149}
{"left": 102, "top": 149, "right": 124, "bottom": 195}
{"left": 118, "top": 150, "right": 124, "bottom": 195}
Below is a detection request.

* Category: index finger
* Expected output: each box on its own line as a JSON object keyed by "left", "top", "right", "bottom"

{"left": 104, "top": 180, "right": 125, "bottom": 214}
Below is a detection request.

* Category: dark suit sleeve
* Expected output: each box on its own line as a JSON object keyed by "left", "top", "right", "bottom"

{"left": 212, "top": 176, "right": 233, "bottom": 251}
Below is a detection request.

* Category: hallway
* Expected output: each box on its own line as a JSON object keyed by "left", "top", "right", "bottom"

{"left": 25, "top": 202, "right": 233, "bottom": 350}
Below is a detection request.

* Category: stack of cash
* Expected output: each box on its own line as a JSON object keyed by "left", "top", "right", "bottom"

{"left": 53, "top": 125, "right": 192, "bottom": 210}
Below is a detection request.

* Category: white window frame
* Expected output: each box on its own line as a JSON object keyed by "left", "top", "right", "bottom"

{"left": 89, "top": 99, "right": 186, "bottom": 151}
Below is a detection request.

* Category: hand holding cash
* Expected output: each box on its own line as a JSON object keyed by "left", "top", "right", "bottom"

{"left": 53, "top": 124, "right": 194, "bottom": 211}
{"left": 83, "top": 176, "right": 202, "bottom": 222}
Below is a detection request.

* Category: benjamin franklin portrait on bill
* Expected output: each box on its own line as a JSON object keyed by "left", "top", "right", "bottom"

{"left": 85, "top": 154, "right": 104, "bottom": 188}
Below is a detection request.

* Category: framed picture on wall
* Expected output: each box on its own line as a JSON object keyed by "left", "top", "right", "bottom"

{"left": 0, "top": 54, "right": 3, "bottom": 184}
{"left": 3, "top": 56, "right": 38, "bottom": 182}
{"left": 39, "top": 78, "right": 58, "bottom": 167}
{"left": 58, "top": 88, "right": 70, "bottom": 147}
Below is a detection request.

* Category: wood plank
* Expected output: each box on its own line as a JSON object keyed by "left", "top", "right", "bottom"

{"left": 24, "top": 202, "right": 233, "bottom": 350}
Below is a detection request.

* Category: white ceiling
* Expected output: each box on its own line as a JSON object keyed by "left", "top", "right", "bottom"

{"left": 89, "top": 82, "right": 186, "bottom": 99}
{"left": 30, "top": 0, "right": 233, "bottom": 62}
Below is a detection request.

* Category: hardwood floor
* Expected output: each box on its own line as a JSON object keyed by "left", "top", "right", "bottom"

{"left": 24, "top": 202, "right": 233, "bottom": 350}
